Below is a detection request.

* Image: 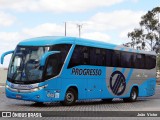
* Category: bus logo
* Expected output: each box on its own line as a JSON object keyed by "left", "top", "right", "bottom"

{"left": 109, "top": 71, "right": 126, "bottom": 96}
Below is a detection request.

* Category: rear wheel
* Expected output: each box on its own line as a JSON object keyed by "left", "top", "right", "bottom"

{"left": 123, "top": 87, "right": 138, "bottom": 102}
{"left": 61, "top": 88, "right": 77, "bottom": 106}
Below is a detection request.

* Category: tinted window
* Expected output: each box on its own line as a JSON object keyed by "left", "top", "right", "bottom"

{"left": 68, "top": 45, "right": 89, "bottom": 68}
{"left": 68, "top": 45, "right": 156, "bottom": 69}
{"left": 145, "top": 55, "right": 156, "bottom": 69}
{"left": 112, "top": 51, "right": 120, "bottom": 67}
{"left": 68, "top": 45, "right": 106, "bottom": 68}
{"left": 106, "top": 49, "right": 113, "bottom": 66}
{"left": 121, "top": 52, "right": 132, "bottom": 68}
{"left": 44, "top": 44, "right": 71, "bottom": 79}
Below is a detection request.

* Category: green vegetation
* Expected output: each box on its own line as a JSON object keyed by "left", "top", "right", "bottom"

{"left": 123, "top": 7, "right": 160, "bottom": 53}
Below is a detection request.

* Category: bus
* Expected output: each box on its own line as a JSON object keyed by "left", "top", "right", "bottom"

{"left": 0, "top": 36, "right": 156, "bottom": 106}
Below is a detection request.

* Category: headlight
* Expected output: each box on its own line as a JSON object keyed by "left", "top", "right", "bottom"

{"left": 5, "top": 85, "right": 9, "bottom": 88}
{"left": 32, "top": 88, "right": 39, "bottom": 92}
{"left": 31, "top": 84, "right": 48, "bottom": 92}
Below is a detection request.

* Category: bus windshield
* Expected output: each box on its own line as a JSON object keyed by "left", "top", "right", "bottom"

{"left": 7, "top": 44, "right": 71, "bottom": 84}
{"left": 7, "top": 46, "right": 50, "bottom": 83}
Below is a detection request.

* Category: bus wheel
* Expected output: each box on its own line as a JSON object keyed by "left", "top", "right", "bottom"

{"left": 102, "top": 99, "right": 113, "bottom": 103}
{"left": 61, "top": 88, "right": 77, "bottom": 106}
{"left": 123, "top": 87, "right": 138, "bottom": 102}
{"left": 34, "top": 102, "right": 44, "bottom": 106}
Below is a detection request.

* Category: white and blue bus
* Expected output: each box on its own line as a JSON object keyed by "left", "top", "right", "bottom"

{"left": 1, "top": 36, "right": 156, "bottom": 106}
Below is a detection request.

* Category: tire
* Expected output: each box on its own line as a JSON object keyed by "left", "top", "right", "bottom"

{"left": 123, "top": 87, "right": 138, "bottom": 102}
{"left": 34, "top": 102, "right": 44, "bottom": 106}
{"left": 61, "top": 88, "right": 77, "bottom": 106}
{"left": 102, "top": 99, "right": 113, "bottom": 103}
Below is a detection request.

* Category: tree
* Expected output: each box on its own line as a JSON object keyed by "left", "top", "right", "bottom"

{"left": 124, "top": 7, "right": 160, "bottom": 53}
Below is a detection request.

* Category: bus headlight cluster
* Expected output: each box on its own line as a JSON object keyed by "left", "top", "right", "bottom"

{"left": 5, "top": 84, "right": 48, "bottom": 93}
{"left": 31, "top": 85, "right": 48, "bottom": 92}
{"left": 5, "top": 85, "right": 9, "bottom": 89}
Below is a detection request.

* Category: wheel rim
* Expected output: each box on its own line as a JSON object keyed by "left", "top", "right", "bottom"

{"left": 131, "top": 90, "right": 137, "bottom": 100}
{"left": 66, "top": 92, "right": 74, "bottom": 103}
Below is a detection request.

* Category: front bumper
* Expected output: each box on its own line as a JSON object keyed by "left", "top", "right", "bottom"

{"left": 5, "top": 87, "right": 61, "bottom": 102}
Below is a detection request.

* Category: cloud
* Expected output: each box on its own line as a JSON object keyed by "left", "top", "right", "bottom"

{"left": 22, "top": 23, "right": 64, "bottom": 37}
{"left": 0, "top": 32, "right": 23, "bottom": 67}
{"left": 82, "top": 32, "right": 110, "bottom": 42}
{"left": 119, "top": 28, "right": 134, "bottom": 43}
{"left": 22, "top": 23, "right": 80, "bottom": 38}
{"left": 0, "top": 0, "right": 124, "bottom": 12}
{"left": 86, "top": 10, "right": 144, "bottom": 31}
{"left": 0, "top": 9, "right": 145, "bottom": 67}
{"left": 0, "top": 32, "right": 22, "bottom": 42}
{"left": 0, "top": 32, "right": 22, "bottom": 68}
{"left": 0, "top": 12, "right": 15, "bottom": 26}
{"left": 0, "top": 24, "right": 111, "bottom": 67}
{"left": 131, "top": 0, "right": 139, "bottom": 3}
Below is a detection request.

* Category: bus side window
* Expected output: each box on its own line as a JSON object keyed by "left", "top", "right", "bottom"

{"left": 120, "top": 52, "right": 126, "bottom": 67}
{"left": 135, "top": 54, "right": 141, "bottom": 68}
{"left": 135, "top": 54, "right": 145, "bottom": 69}
{"left": 90, "top": 47, "right": 96, "bottom": 65}
{"left": 125, "top": 52, "right": 132, "bottom": 68}
{"left": 44, "top": 54, "right": 59, "bottom": 79}
{"left": 82, "top": 47, "right": 90, "bottom": 65}
{"left": 141, "top": 54, "right": 145, "bottom": 69}
{"left": 145, "top": 55, "right": 156, "bottom": 69}
{"left": 95, "top": 48, "right": 103, "bottom": 66}
{"left": 101, "top": 49, "right": 106, "bottom": 66}
{"left": 132, "top": 53, "right": 136, "bottom": 68}
{"left": 90, "top": 47, "right": 104, "bottom": 66}
{"left": 112, "top": 51, "right": 120, "bottom": 67}
{"left": 106, "top": 49, "right": 112, "bottom": 66}
{"left": 68, "top": 45, "right": 92, "bottom": 68}
{"left": 68, "top": 46, "right": 82, "bottom": 68}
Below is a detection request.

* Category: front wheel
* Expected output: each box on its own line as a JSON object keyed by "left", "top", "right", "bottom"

{"left": 61, "top": 88, "right": 77, "bottom": 106}
{"left": 123, "top": 87, "right": 138, "bottom": 102}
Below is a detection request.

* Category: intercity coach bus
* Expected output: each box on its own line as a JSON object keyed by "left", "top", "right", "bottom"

{"left": 1, "top": 36, "right": 156, "bottom": 106}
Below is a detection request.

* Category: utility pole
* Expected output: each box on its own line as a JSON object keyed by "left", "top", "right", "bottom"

{"left": 77, "top": 24, "right": 83, "bottom": 38}
{"left": 65, "top": 22, "right": 67, "bottom": 36}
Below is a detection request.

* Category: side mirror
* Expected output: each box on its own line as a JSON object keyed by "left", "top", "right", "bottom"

{"left": 1, "top": 50, "right": 14, "bottom": 64}
{"left": 40, "top": 51, "right": 60, "bottom": 66}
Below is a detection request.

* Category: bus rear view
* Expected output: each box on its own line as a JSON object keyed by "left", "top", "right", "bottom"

{"left": 0, "top": 36, "right": 157, "bottom": 106}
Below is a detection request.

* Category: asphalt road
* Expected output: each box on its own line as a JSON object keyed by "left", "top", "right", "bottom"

{"left": 0, "top": 86, "right": 160, "bottom": 119}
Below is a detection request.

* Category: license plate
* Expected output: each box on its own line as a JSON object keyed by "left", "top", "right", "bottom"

{"left": 16, "top": 95, "right": 22, "bottom": 99}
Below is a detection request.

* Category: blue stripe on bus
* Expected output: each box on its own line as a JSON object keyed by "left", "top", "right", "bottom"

{"left": 112, "top": 67, "right": 117, "bottom": 72}
{"left": 121, "top": 68, "right": 125, "bottom": 74}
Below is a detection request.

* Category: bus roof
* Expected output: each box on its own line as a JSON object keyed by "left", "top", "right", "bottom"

{"left": 18, "top": 36, "right": 156, "bottom": 55}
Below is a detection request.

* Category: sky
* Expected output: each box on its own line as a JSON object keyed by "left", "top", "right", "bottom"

{"left": 0, "top": 0, "right": 159, "bottom": 67}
